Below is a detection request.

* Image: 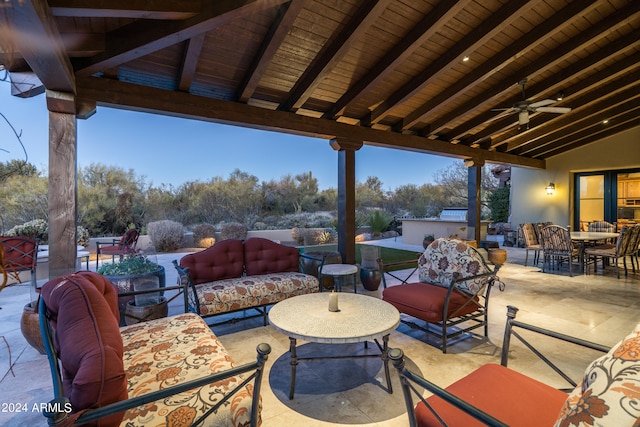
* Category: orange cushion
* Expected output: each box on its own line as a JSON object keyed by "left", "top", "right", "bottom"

{"left": 382, "top": 282, "right": 480, "bottom": 323}
{"left": 415, "top": 364, "right": 567, "bottom": 427}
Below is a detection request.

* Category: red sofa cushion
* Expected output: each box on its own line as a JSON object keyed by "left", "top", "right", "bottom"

{"left": 415, "top": 363, "right": 567, "bottom": 426}
{"left": 41, "top": 271, "right": 127, "bottom": 426}
{"left": 382, "top": 282, "right": 480, "bottom": 323}
{"left": 244, "top": 237, "right": 300, "bottom": 276}
{"left": 180, "top": 239, "right": 244, "bottom": 284}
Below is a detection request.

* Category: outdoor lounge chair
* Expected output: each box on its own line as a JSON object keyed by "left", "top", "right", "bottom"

{"left": 380, "top": 238, "right": 504, "bottom": 353}
{"left": 95, "top": 228, "right": 140, "bottom": 268}
{"left": 0, "top": 236, "right": 38, "bottom": 288}
{"left": 389, "top": 305, "right": 640, "bottom": 427}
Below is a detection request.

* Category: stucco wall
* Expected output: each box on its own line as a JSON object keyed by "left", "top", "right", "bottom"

{"left": 510, "top": 126, "right": 640, "bottom": 228}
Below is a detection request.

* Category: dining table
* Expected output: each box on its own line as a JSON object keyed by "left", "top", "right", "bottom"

{"left": 570, "top": 231, "right": 620, "bottom": 273}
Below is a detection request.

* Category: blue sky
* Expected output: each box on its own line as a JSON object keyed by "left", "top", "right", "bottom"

{"left": 0, "top": 82, "right": 456, "bottom": 190}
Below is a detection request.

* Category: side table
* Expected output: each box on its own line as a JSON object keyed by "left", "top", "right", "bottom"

{"left": 318, "top": 263, "right": 358, "bottom": 292}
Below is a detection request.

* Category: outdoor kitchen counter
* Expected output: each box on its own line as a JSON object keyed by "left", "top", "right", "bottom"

{"left": 401, "top": 217, "right": 491, "bottom": 246}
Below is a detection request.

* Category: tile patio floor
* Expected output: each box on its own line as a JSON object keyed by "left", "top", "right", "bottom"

{"left": 1, "top": 239, "right": 639, "bottom": 426}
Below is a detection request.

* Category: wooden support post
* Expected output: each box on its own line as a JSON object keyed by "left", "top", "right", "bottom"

{"left": 330, "top": 138, "right": 362, "bottom": 264}
{"left": 48, "top": 91, "right": 78, "bottom": 279}
{"left": 467, "top": 160, "right": 483, "bottom": 243}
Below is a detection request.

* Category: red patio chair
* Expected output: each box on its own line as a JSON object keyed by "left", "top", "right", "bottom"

{"left": 0, "top": 236, "right": 38, "bottom": 288}
{"left": 95, "top": 228, "right": 139, "bottom": 269}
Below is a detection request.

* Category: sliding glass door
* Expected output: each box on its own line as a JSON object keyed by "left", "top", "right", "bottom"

{"left": 575, "top": 169, "right": 640, "bottom": 231}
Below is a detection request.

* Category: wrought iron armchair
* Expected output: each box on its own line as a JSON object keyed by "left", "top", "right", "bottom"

{"left": 539, "top": 225, "right": 579, "bottom": 276}
{"left": 585, "top": 224, "right": 639, "bottom": 278}
{"left": 95, "top": 228, "right": 140, "bottom": 268}
{"left": 381, "top": 239, "right": 505, "bottom": 353}
{"left": 390, "top": 305, "right": 611, "bottom": 426}
{"left": 0, "top": 236, "right": 38, "bottom": 288}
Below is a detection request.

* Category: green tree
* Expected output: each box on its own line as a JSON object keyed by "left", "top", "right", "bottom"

{"left": 78, "top": 163, "right": 146, "bottom": 236}
{"left": 488, "top": 185, "right": 510, "bottom": 223}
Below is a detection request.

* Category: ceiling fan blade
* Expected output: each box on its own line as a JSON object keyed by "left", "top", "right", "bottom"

{"left": 536, "top": 106, "right": 571, "bottom": 114}
{"left": 528, "top": 99, "right": 556, "bottom": 108}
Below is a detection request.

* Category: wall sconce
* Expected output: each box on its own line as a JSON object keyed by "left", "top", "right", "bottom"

{"left": 545, "top": 182, "right": 555, "bottom": 195}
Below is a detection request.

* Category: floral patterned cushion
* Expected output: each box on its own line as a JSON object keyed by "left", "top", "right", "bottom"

{"left": 120, "top": 313, "right": 258, "bottom": 427}
{"left": 196, "top": 272, "right": 318, "bottom": 316}
{"left": 418, "top": 238, "right": 493, "bottom": 295}
{"left": 554, "top": 323, "right": 640, "bottom": 426}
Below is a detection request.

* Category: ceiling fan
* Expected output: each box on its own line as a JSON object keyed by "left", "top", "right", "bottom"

{"left": 493, "top": 79, "right": 571, "bottom": 127}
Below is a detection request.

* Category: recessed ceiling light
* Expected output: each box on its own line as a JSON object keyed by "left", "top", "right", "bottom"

{"left": 603, "top": 119, "right": 609, "bottom": 124}
{"left": 462, "top": 56, "right": 470, "bottom": 62}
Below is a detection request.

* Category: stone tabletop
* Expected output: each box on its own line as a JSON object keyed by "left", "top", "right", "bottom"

{"left": 319, "top": 263, "right": 358, "bottom": 276}
{"left": 268, "top": 293, "right": 400, "bottom": 344}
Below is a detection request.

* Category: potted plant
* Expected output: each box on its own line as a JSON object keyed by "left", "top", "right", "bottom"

{"left": 97, "top": 254, "right": 166, "bottom": 325}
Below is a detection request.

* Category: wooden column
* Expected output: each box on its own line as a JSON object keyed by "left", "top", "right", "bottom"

{"left": 330, "top": 138, "right": 363, "bottom": 264}
{"left": 466, "top": 160, "right": 484, "bottom": 243}
{"left": 47, "top": 91, "right": 78, "bottom": 279}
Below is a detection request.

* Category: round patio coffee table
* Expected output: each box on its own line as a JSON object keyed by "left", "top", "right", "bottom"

{"left": 268, "top": 292, "right": 400, "bottom": 399}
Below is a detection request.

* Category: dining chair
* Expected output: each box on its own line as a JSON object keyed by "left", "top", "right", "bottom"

{"left": 0, "top": 236, "right": 39, "bottom": 288}
{"left": 587, "top": 220, "right": 617, "bottom": 245}
{"left": 539, "top": 225, "right": 579, "bottom": 277}
{"left": 585, "top": 225, "right": 638, "bottom": 278}
{"left": 521, "top": 223, "right": 541, "bottom": 266}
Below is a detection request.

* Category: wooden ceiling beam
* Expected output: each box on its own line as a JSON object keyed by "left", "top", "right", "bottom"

{"left": 442, "top": 35, "right": 640, "bottom": 143}
{"left": 237, "top": 0, "right": 304, "bottom": 103}
{"left": 530, "top": 107, "right": 640, "bottom": 158}
{"left": 511, "top": 88, "right": 640, "bottom": 157}
{"left": 2, "top": 0, "right": 75, "bottom": 94}
{"left": 322, "top": 0, "right": 466, "bottom": 120}
{"left": 397, "top": 0, "right": 600, "bottom": 132}
{"left": 76, "top": 76, "right": 545, "bottom": 169}
{"left": 278, "top": 0, "right": 392, "bottom": 113}
{"left": 74, "top": 0, "right": 289, "bottom": 77}
{"left": 368, "top": 0, "right": 561, "bottom": 126}
{"left": 536, "top": 115, "right": 640, "bottom": 159}
{"left": 501, "top": 70, "right": 640, "bottom": 154}
{"left": 177, "top": 35, "right": 205, "bottom": 92}
{"left": 48, "top": 0, "right": 201, "bottom": 20}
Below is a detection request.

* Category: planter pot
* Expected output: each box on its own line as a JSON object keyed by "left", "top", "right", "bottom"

{"left": 21, "top": 301, "right": 45, "bottom": 355}
{"left": 488, "top": 248, "right": 508, "bottom": 265}
{"left": 102, "top": 266, "right": 166, "bottom": 326}
{"left": 124, "top": 297, "right": 168, "bottom": 325}
{"left": 360, "top": 267, "right": 382, "bottom": 291}
{"left": 301, "top": 251, "right": 342, "bottom": 290}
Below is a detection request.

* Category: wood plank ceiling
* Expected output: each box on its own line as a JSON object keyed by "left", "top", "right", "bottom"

{"left": 2, "top": 0, "right": 639, "bottom": 169}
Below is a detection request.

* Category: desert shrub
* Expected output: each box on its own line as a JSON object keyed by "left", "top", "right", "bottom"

{"left": 192, "top": 223, "right": 216, "bottom": 248}
{"left": 6, "top": 219, "right": 90, "bottom": 246}
{"left": 6, "top": 219, "right": 48, "bottom": 242}
{"left": 219, "top": 222, "right": 247, "bottom": 241}
{"left": 291, "top": 227, "right": 305, "bottom": 245}
{"left": 147, "top": 220, "right": 185, "bottom": 252}
{"left": 76, "top": 225, "right": 90, "bottom": 246}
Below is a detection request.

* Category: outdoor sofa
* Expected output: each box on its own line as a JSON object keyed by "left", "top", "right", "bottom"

{"left": 174, "top": 237, "right": 319, "bottom": 327}
{"left": 39, "top": 270, "right": 270, "bottom": 427}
